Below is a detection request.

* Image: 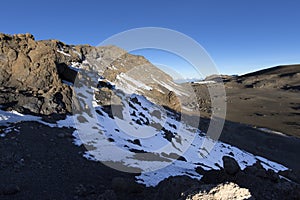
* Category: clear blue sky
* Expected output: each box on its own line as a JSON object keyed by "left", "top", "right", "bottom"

{"left": 1, "top": 0, "right": 300, "bottom": 78}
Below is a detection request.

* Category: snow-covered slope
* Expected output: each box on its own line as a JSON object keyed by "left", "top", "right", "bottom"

{"left": 72, "top": 75, "right": 288, "bottom": 186}
{"left": 0, "top": 70, "right": 289, "bottom": 187}
{"left": 0, "top": 94, "right": 288, "bottom": 187}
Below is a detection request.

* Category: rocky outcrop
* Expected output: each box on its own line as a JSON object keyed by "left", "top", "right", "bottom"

{"left": 0, "top": 33, "right": 80, "bottom": 115}
{"left": 222, "top": 156, "right": 241, "bottom": 175}
{"left": 0, "top": 33, "right": 183, "bottom": 116}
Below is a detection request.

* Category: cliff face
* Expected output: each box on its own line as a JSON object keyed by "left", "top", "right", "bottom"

{"left": 0, "top": 33, "right": 184, "bottom": 116}
{"left": 0, "top": 33, "right": 79, "bottom": 115}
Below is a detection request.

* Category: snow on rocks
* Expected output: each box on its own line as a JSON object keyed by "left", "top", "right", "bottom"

{"left": 0, "top": 79, "right": 289, "bottom": 187}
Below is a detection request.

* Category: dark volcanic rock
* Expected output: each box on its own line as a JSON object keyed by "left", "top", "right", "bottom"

{"left": 155, "top": 176, "right": 201, "bottom": 200}
{"left": 0, "top": 184, "right": 21, "bottom": 195}
{"left": 111, "top": 177, "right": 144, "bottom": 194}
{"left": 199, "top": 156, "right": 300, "bottom": 200}
{"left": 97, "top": 190, "right": 117, "bottom": 200}
{"left": 222, "top": 156, "right": 241, "bottom": 175}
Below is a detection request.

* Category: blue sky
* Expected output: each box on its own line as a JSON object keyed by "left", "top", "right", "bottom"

{"left": 1, "top": 0, "right": 300, "bottom": 78}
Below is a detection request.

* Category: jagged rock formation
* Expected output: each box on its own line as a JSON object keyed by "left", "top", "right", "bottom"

{"left": 0, "top": 33, "right": 79, "bottom": 115}
{"left": 0, "top": 33, "right": 189, "bottom": 116}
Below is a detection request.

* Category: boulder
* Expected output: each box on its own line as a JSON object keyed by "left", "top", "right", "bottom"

{"left": 222, "top": 156, "right": 241, "bottom": 175}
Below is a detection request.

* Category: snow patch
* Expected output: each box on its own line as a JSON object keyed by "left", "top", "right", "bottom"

{"left": 57, "top": 50, "right": 71, "bottom": 57}
{"left": 192, "top": 80, "right": 216, "bottom": 84}
{"left": 116, "top": 73, "right": 152, "bottom": 94}
{"left": 152, "top": 77, "right": 189, "bottom": 96}
{"left": 257, "top": 127, "right": 288, "bottom": 137}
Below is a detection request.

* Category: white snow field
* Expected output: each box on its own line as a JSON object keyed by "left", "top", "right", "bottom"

{"left": 0, "top": 60, "right": 288, "bottom": 187}
{"left": 0, "top": 90, "right": 288, "bottom": 187}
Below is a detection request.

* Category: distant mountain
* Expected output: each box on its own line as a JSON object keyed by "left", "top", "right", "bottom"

{"left": 236, "top": 64, "right": 300, "bottom": 90}
{"left": 204, "top": 65, "right": 300, "bottom": 90}
{"left": 240, "top": 64, "right": 300, "bottom": 78}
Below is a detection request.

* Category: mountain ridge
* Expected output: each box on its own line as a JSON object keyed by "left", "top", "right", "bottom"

{"left": 0, "top": 33, "right": 188, "bottom": 116}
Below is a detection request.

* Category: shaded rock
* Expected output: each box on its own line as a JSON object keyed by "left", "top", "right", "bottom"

{"left": 97, "top": 190, "right": 117, "bottom": 200}
{"left": 111, "top": 177, "right": 143, "bottom": 194}
{"left": 155, "top": 176, "right": 201, "bottom": 200}
{"left": 0, "top": 184, "right": 20, "bottom": 195}
{"left": 41, "top": 113, "right": 67, "bottom": 123}
{"left": 133, "top": 139, "right": 141, "bottom": 146}
{"left": 244, "top": 161, "right": 270, "bottom": 179}
{"left": 279, "top": 169, "right": 299, "bottom": 183}
{"left": 56, "top": 62, "right": 78, "bottom": 83}
{"left": 161, "top": 152, "right": 187, "bottom": 162}
{"left": 57, "top": 133, "right": 65, "bottom": 138}
{"left": 94, "top": 87, "right": 112, "bottom": 106}
{"left": 195, "top": 166, "right": 206, "bottom": 175}
{"left": 18, "top": 96, "right": 43, "bottom": 114}
{"left": 75, "top": 184, "right": 95, "bottom": 197}
{"left": 266, "top": 169, "right": 280, "bottom": 182}
{"left": 222, "top": 156, "right": 241, "bottom": 175}
{"left": 165, "top": 91, "right": 181, "bottom": 111}
{"left": 201, "top": 169, "right": 227, "bottom": 184}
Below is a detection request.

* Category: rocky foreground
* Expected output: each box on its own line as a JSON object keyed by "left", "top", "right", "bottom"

{"left": 0, "top": 33, "right": 300, "bottom": 199}
{"left": 1, "top": 121, "right": 299, "bottom": 199}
